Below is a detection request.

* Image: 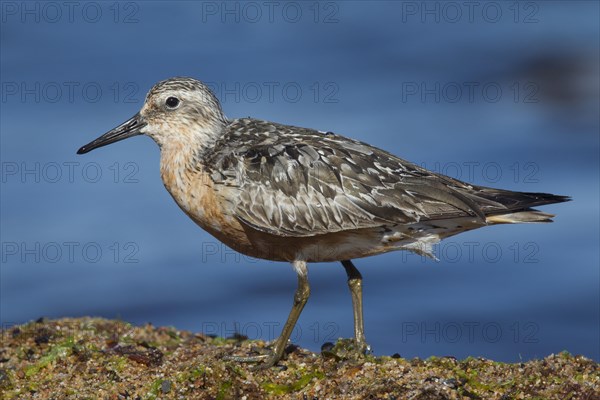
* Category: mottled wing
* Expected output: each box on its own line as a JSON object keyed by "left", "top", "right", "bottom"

{"left": 206, "top": 119, "right": 494, "bottom": 237}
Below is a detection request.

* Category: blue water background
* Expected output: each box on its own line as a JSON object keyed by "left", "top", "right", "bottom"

{"left": 1, "top": 1, "right": 598, "bottom": 362}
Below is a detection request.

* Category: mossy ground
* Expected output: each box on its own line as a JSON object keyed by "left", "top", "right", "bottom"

{"left": 0, "top": 318, "right": 597, "bottom": 399}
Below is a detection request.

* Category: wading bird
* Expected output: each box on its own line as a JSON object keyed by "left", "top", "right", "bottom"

{"left": 78, "top": 77, "right": 569, "bottom": 368}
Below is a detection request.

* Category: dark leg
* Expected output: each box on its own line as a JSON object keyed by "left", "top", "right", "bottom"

{"left": 226, "top": 260, "right": 310, "bottom": 368}
{"left": 341, "top": 259, "right": 368, "bottom": 352}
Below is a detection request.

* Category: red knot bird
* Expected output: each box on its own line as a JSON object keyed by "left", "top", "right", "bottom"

{"left": 77, "top": 77, "right": 569, "bottom": 368}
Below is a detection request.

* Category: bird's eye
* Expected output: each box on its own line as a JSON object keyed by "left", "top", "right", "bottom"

{"left": 165, "top": 97, "right": 180, "bottom": 109}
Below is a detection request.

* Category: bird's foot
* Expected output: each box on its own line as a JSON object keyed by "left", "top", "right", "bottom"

{"left": 223, "top": 353, "right": 279, "bottom": 370}
{"left": 321, "top": 338, "right": 371, "bottom": 361}
{"left": 223, "top": 343, "right": 292, "bottom": 370}
{"left": 223, "top": 353, "right": 270, "bottom": 363}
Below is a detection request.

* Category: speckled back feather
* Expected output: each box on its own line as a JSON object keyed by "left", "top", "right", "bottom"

{"left": 203, "top": 118, "right": 568, "bottom": 238}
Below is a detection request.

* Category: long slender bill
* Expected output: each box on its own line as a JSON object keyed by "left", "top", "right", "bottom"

{"left": 77, "top": 113, "right": 146, "bottom": 154}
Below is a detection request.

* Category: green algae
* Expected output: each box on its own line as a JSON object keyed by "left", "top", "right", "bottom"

{"left": 24, "top": 337, "right": 75, "bottom": 377}
{"left": 262, "top": 370, "right": 325, "bottom": 395}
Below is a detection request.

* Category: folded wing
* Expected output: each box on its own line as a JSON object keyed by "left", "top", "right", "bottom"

{"left": 205, "top": 119, "right": 567, "bottom": 237}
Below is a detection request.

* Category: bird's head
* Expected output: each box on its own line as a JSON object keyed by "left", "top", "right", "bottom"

{"left": 77, "top": 77, "right": 227, "bottom": 154}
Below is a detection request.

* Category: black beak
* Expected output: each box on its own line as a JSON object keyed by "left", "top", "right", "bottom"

{"left": 77, "top": 113, "right": 146, "bottom": 154}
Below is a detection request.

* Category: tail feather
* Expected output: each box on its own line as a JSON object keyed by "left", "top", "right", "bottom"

{"left": 469, "top": 188, "right": 570, "bottom": 221}
{"left": 475, "top": 189, "right": 570, "bottom": 224}
{"left": 486, "top": 209, "right": 556, "bottom": 224}
{"left": 478, "top": 189, "right": 570, "bottom": 210}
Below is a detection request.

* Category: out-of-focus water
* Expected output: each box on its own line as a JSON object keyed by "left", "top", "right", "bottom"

{"left": 1, "top": 1, "right": 598, "bottom": 362}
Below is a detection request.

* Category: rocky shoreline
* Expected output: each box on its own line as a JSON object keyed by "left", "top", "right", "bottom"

{"left": 1, "top": 318, "right": 597, "bottom": 399}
